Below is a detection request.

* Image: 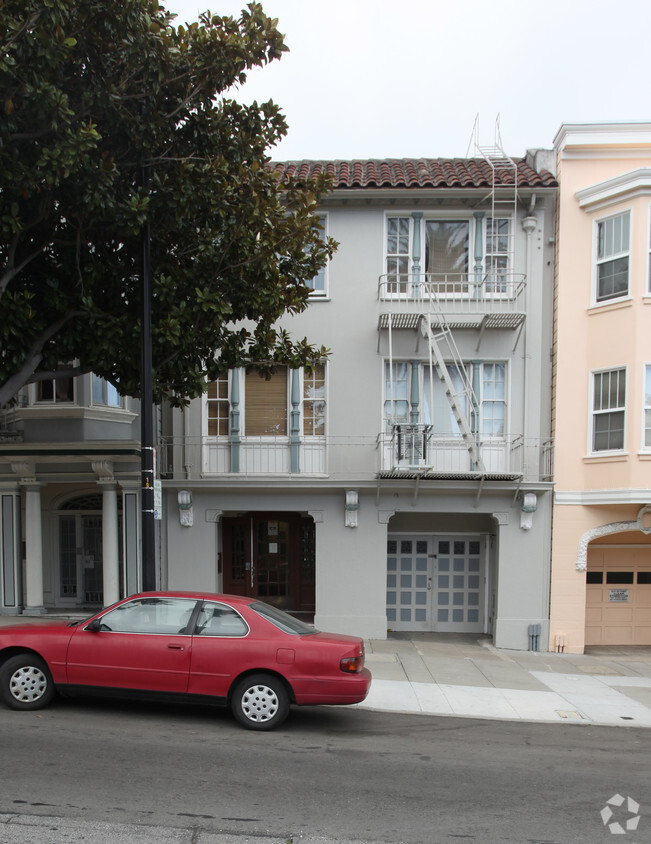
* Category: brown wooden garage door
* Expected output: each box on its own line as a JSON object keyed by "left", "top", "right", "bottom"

{"left": 586, "top": 546, "right": 651, "bottom": 645}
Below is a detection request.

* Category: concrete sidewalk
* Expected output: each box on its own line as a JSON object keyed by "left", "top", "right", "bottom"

{"left": 360, "top": 632, "right": 651, "bottom": 728}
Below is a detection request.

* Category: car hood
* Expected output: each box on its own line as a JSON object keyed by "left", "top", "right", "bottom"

{"left": 0, "top": 620, "right": 78, "bottom": 635}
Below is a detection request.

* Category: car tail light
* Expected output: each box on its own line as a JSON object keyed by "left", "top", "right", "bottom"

{"left": 340, "top": 654, "right": 364, "bottom": 673}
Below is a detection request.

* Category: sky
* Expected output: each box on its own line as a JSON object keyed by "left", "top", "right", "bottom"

{"left": 165, "top": 0, "right": 651, "bottom": 161}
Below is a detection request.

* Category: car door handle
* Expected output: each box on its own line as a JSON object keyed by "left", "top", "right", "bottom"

{"left": 168, "top": 644, "right": 185, "bottom": 650}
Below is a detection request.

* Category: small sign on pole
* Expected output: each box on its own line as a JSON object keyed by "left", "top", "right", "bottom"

{"left": 153, "top": 480, "right": 162, "bottom": 521}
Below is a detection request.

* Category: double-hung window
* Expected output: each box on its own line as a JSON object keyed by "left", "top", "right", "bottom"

{"left": 591, "top": 368, "right": 626, "bottom": 452}
{"left": 303, "top": 363, "right": 326, "bottom": 436}
{"left": 384, "top": 361, "right": 410, "bottom": 430}
{"left": 207, "top": 373, "right": 230, "bottom": 437}
{"left": 481, "top": 364, "right": 506, "bottom": 437}
{"left": 596, "top": 212, "right": 630, "bottom": 302}
{"left": 485, "top": 218, "right": 510, "bottom": 292}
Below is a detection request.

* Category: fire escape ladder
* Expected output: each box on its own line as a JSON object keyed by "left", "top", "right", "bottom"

{"left": 420, "top": 305, "right": 485, "bottom": 473}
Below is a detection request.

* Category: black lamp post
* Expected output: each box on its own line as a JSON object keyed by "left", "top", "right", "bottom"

{"left": 140, "top": 160, "right": 156, "bottom": 591}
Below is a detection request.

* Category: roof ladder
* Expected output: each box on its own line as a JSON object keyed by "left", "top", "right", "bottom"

{"left": 469, "top": 115, "right": 518, "bottom": 280}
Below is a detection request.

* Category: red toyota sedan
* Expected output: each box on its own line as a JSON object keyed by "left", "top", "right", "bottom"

{"left": 0, "top": 592, "right": 371, "bottom": 730}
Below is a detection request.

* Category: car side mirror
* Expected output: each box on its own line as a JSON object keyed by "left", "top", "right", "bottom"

{"left": 87, "top": 618, "right": 102, "bottom": 632}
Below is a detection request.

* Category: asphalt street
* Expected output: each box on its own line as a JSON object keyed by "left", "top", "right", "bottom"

{"left": 1, "top": 697, "right": 650, "bottom": 844}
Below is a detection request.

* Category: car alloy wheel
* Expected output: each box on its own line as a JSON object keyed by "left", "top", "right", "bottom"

{"left": 0, "top": 654, "right": 55, "bottom": 711}
{"left": 231, "top": 673, "right": 290, "bottom": 731}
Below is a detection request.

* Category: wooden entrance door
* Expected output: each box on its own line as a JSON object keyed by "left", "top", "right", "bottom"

{"left": 222, "top": 514, "right": 315, "bottom": 617}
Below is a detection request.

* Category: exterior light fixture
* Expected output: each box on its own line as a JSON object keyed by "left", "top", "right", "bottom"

{"left": 345, "top": 490, "right": 359, "bottom": 528}
{"left": 178, "top": 490, "right": 193, "bottom": 527}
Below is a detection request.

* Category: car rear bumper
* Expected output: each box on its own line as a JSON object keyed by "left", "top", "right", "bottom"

{"left": 292, "top": 668, "right": 372, "bottom": 705}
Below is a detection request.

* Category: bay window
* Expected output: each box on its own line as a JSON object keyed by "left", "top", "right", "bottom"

{"left": 206, "top": 366, "right": 326, "bottom": 438}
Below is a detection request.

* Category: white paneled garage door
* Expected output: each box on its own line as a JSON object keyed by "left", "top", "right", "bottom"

{"left": 586, "top": 545, "right": 651, "bottom": 645}
{"left": 386, "top": 534, "right": 486, "bottom": 632}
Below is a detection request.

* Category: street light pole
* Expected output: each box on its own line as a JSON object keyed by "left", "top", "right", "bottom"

{"left": 141, "top": 160, "right": 156, "bottom": 591}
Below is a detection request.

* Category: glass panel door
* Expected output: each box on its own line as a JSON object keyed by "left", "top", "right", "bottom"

{"left": 386, "top": 536, "right": 432, "bottom": 631}
{"left": 434, "top": 538, "right": 483, "bottom": 632}
{"left": 255, "top": 519, "right": 291, "bottom": 610}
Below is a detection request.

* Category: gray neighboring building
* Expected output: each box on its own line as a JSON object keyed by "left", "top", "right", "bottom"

{"left": 0, "top": 376, "right": 142, "bottom": 615}
{"left": 0, "top": 148, "right": 558, "bottom": 651}
{"left": 160, "top": 150, "right": 558, "bottom": 649}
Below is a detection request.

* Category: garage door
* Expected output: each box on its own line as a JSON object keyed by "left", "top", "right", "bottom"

{"left": 386, "top": 534, "right": 485, "bottom": 633}
{"left": 585, "top": 546, "right": 651, "bottom": 645}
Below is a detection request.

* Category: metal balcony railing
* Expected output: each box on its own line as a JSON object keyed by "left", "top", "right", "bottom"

{"left": 377, "top": 272, "right": 526, "bottom": 329}
{"left": 158, "top": 433, "right": 554, "bottom": 484}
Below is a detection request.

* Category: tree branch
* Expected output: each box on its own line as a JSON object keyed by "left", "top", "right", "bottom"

{"left": 0, "top": 311, "right": 84, "bottom": 408}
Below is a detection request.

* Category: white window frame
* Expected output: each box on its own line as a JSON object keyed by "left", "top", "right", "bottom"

{"left": 647, "top": 205, "right": 651, "bottom": 294}
{"left": 589, "top": 366, "right": 627, "bottom": 455}
{"left": 306, "top": 213, "right": 328, "bottom": 298}
{"left": 91, "top": 375, "right": 123, "bottom": 408}
{"left": 383, "top": 360, "right": 411, "bottom": 431}
{"left": 485, "top": 216, "right": 512, "bottom": 293}
{"left": 384, "top": 215, "right": 412, "bottom": 296}
{"left": 33, "top": 375, "right": 75, "bottom": 405}
{"left": 205, "top": 372, "right": 231, "bottom": 439}
{"left": 301, "top": 362, "right": 327, "bottom": 438}
{"left": 593, "top": 210, "right": 631, "bottom": 305}
{"left": 478, "top": 362, "right": 507, "bottom": 439}
{"left": 643, "top": 363, "right": 651, "bottom": 451}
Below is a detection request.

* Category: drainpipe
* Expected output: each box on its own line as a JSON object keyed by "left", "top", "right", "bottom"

{"left": 521, "top": 210, "right": 537, "bottom": 477}
{"left": 290, "top": 369, "right": 301, "bottom": 473}
{"left": 183, "top": 406, "right": 192, "bottom": 480}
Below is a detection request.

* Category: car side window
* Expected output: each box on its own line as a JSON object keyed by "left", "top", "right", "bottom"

{"left": 96, "top": 597, "right": 198, "bottom": 634}
{"left": 194, "top": 602, "right": 248, "bottom": 637}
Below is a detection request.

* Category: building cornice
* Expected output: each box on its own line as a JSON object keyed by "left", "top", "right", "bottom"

{"left": 575, "top": 168, "right": 651, "bottom": 211}
{"left": 554, "top": 122, "right": 651, "bottom": 153}
{"left": 555, "top": 489, "right": 651, "bottom": 505}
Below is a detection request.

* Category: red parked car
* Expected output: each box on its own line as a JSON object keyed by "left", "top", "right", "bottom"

{"left": 0, "top": 592, "right": 371, "bottom": 730}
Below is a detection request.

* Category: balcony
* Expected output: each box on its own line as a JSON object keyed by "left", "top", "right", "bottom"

{"left": 378, "top": 272, "right": 527, "bottom": 331}
{"left": 158, "top": 431, "right": 553, "bottom": 484}
{"left": 378, "top": 424, "right": 554, "bottom": 481}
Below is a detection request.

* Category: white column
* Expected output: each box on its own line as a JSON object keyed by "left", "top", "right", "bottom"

{"left": 24, "top": 484, "right": 45, "bottom": 614}
{"left": 101, "top": 482, "right": 120, "bottom": 607}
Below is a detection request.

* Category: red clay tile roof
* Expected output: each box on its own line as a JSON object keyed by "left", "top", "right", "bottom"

{"left": 272, "top": 158, "right": 557, "bottom": 189}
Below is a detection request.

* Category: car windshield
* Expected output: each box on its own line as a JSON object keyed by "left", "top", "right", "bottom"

{"left": 249, "top": 601, "right": 318, "bottom": 635}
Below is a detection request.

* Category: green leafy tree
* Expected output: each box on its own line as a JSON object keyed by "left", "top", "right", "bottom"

{"left": 0, "top": 0, "right": 333, "bottom": 408}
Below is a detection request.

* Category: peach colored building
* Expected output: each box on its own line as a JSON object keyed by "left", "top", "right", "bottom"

{"left": 550, "top": 123, "right": 651, "bottom": 652}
